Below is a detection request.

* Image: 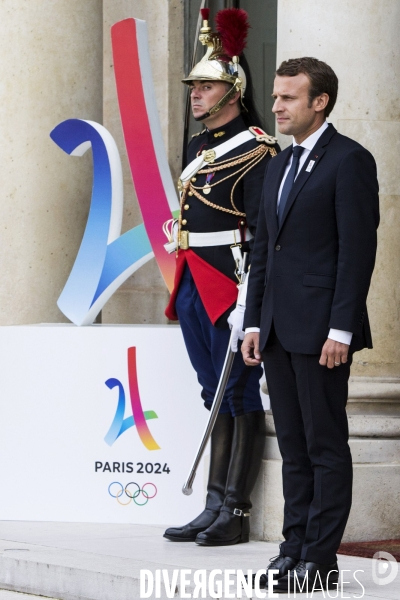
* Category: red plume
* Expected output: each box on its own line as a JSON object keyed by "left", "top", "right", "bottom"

{"left": 200, "top": 8, "right": 210, "bottom": 21}
{"left": 215, "top": 8, "right": 250, "bottom": 57}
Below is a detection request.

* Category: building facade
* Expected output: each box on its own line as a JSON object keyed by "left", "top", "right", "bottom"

{"left": 0, "top": 0, "right": 399, "bottom": 540}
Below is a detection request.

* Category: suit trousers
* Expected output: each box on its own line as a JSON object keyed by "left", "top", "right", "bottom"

{"left": 176, "top": 266, "right": 263, "bottom": 417}
{"left": 262, "top": 326, "right": 353, "bottom": 564}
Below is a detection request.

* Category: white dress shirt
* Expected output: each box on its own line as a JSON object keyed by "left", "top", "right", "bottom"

{"left": 245, "top": 121, "right": 352, "bottom": 346}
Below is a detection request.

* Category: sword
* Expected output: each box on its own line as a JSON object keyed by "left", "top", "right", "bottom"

{"left": 182, "top": 253, "right": 248, "bottom": 495}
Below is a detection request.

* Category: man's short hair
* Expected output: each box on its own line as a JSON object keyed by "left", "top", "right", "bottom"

{"left": 276, "top": 57, "right": 338, "bottom": 117}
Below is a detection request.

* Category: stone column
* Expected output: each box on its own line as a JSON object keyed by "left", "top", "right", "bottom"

{"left": 0, "top": 0, "right": 103, "bottom": 325}
{"left": 102, "top": 0, "right": 184, "bottom": 324}
{"left": 251, "top": 0, "right": 400, "bottom": 542}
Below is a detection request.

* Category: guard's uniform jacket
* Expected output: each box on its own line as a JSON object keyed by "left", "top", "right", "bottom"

{"left": 165, "top": 114, "right": 279, "bottom": 327}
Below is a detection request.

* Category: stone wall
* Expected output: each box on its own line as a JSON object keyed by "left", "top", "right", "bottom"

{"left": 275, "top": 0, "right": 400, "bottom": 380}
{"left": 0, "top": 0, "right": 185, "bottom": 327}
{"left": 0, "top": 0, "right": 103, "bottom": 325}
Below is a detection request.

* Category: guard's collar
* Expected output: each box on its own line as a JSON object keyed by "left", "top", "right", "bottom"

{"left": 205, "top": 114, "right": 246, "bottom": 144}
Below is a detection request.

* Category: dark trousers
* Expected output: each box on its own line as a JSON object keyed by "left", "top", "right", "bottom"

{"left": 262, "top": 326, "right": 353, "bottom": 564}
{"left": 176, "top": 266, "right": 263, "bottom": 417}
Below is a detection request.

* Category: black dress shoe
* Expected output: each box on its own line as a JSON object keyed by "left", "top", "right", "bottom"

{"left": 163, "top": 508, "right": 220, "bottom": 542}
{"left": 250, "top": 552, "right": 298, "bottom": 588}
{"left": 274, "top": 560, "right": 339, "bottom": 593}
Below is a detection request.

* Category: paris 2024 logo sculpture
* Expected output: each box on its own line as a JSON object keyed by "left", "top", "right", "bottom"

{"left": 50, "top": 18, "right": 179, "bottom": 327}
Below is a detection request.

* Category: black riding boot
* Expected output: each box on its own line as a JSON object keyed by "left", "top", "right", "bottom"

{"left": 195, "top": 410, "right": 266, "bottom": 546}
{"left": 163, "top": 412, "right": 234, "bottom": 541}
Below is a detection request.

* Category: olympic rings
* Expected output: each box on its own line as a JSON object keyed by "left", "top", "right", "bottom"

{"left": 108, "top": 481, "right": 123, "bottom": 498}
{"left": 108, "top": 481, "right": 157, "bottom": 506}
{"left": 142, "top": 482, "right": 157, "bottom": 499}
{"left": 132, "top": 488, "right": 149, "bottom": 506}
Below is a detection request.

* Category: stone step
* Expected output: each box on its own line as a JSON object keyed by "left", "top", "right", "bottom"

{"left": 0, "top": 592, "right": 58, "bottom": 600}
{"left": 0, "top": 522, "right": 397, "bottom": 600}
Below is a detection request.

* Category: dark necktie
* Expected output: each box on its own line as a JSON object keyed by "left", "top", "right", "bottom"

{"left": 277, "top": 145, "right": 304, "bottom": 226}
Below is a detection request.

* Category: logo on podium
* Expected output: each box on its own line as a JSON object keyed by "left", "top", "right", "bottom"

{"left": 104, "top": 347, "right": 160, "bottom": 450}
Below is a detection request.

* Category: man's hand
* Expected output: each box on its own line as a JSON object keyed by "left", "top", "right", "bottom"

{"left": 319, "top": 339, "right": 349, "bottom": 369}
{"left": 242, "top": 332, "right": 262, "bottom": 366}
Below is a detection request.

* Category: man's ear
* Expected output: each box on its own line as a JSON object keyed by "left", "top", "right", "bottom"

{"left": 228, "top": 90, "right": 241, "bottom": 105}
{"left": 314, "top": 93, "right": 329, "bottom": 113}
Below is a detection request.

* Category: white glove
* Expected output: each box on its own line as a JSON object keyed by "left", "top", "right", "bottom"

{"left": 227, "top": 304, "right": 246, "bottom": 352}
{"left": 163, "top": 219, "right": 179, "bottom": 254}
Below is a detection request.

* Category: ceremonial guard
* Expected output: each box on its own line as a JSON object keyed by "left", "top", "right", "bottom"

{"left": 163, "top": 8, "right": 279, "bottom": 546}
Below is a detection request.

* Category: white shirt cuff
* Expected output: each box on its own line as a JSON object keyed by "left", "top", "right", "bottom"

{"left": 244, "top": 327, "right": 352, "bottom": 344}
{"left": 328, "top": 328, "right": 353, "bottom": 345}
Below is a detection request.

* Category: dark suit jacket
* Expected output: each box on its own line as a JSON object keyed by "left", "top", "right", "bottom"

{"left": 244, "top": 124, "right": 380, "bottom": 354}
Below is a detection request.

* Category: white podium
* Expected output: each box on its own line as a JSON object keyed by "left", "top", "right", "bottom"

{"left": 0, "top": 324, "right": 208, "bottom": 525}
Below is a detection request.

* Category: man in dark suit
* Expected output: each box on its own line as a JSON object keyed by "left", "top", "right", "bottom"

{"left": 242, "top": 57, "right": 379, "bottom": 593}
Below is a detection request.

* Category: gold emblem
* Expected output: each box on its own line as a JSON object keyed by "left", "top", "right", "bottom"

{"left": 202, "top": 149, "right": 216, "bottom": 163}
{"left": 203, "top": 184, "right": 211, "bottom": 195}
{"left": 214, "top": 131, "right": 225, "bottom": 138}
{"left": 180, "top": 230, "right": 189, "bottom": 250}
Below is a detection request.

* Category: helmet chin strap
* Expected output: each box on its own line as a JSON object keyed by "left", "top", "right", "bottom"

{"left": 193, "top": 80, "right": 244, "bottom": 122}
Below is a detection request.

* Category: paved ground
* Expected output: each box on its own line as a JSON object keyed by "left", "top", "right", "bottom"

{"left": 0, "top": 522, "right": 398, "bottom": 599}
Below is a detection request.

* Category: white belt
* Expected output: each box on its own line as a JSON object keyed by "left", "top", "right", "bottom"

{"left": 183, "top": 228, "right": 253, "bottom": 248}
{"left": 163, "top": 227, "right": 253, "bottom": 254}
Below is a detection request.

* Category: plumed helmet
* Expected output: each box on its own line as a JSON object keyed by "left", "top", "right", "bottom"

{"left": 182, "top": 8, "right": 250, "bottom": 119}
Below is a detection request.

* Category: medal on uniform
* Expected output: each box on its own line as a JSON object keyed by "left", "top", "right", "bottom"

{"left": 203, "top": 172, "right": 214, "bottom": 194}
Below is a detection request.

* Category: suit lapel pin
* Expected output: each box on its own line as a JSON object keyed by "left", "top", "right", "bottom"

{"left": 305, "top": 159, "right": 315, "bottom": 173}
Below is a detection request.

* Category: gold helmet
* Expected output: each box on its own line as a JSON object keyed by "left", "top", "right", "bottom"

{"left": 183, "top": 8, "right": 250, "bottom": 120}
